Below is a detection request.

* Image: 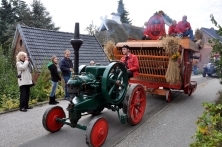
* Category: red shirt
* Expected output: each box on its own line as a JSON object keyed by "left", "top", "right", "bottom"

{"left": 176, "top": 21, "right": 191, "bottom": 33}
{"left": 168, "top": 25, "right": 177, "bottom": 35}
{"left": 120, "top": 53, "right": 139, "bottom": 77}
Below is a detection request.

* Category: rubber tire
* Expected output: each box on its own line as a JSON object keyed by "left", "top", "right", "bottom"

{"left": 86, "top": 117, "right": 108, "bottom": 147}
{"left": 42, "top": 106, "right": 65, "bottom": 133}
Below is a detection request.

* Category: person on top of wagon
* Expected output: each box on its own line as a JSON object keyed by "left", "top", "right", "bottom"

{"left": 168, "top": 20, "right": 178, "bottom": 36}
{"left": 176, "top": 15, "right": 194, "bottom": 41}
{"left": 120, "top": 45, "right": 139, "bottom": 79}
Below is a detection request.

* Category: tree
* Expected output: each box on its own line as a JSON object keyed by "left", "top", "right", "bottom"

{"left": 117, "top": 0, "right": 132, "bottom": 24}
{"left": 29, "top": 0, "right": 59, "bottom": 30}
{"left": 208, "top": 15, "right": 222, "bottom": 84}
{"left": 85, "top": 21, "right": 98, "bottom": 35}
{"left": 0, "top": 0, "right": 60, "bottom": 53}
{"left": 0, "top": 0, "right": 16, "bottom": 46}
{"left": 0, "top": 0, "right": 31, "bottom": 53}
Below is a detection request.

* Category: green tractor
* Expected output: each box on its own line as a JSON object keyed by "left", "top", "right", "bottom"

{"left": 42, "top": 23, "right": 146, "bottom": 147}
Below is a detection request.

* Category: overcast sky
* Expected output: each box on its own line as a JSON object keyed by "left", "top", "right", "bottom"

{"left": 24, "top": 0, "right": 222, "bottom": 34}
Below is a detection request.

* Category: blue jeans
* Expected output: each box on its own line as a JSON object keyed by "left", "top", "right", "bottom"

{"left": 193, "top": 66, "right": 198, "bottom": 75}
{"left": 63, "top": 76, "right": 70, "bottom": 98}
{"left": 183, "top": 29, "right": 194, "bottom": 41}
{"left": 50, "top": 81, "right": 58, "bottom": 97}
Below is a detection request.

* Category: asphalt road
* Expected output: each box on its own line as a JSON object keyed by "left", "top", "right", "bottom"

{"left": 114, "top": 76, "right": 220, "bottom": 147}
{"left": 0, "top": 75, "right": 216, "bottom": 147}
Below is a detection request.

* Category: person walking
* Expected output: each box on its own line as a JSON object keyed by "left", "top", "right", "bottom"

{"left": 16, "top": 51, "right": 33, "bottom": 112}
{"left": 59, "top": 50, "right": 73, "bottom": 100}
{"left": 48, "top": 55, "right": 61, "bottom": 104}
{"left": 192, "top": 59, "right": 199, "bottom": 75}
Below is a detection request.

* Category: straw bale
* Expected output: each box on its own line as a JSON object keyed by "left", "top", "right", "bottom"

{"left": 161, "top": 36, "right": 181, "bottom": 84}
{"left": 104, "top": 41, "right": 116, "bottom": 60}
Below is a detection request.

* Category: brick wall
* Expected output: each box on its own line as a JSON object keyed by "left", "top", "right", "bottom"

{"left": 13, "top": 34, "right": 27, "bottom": 61}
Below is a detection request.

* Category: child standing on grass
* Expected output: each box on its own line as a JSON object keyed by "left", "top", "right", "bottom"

{"left": 48, "top": 55, "right": 61, "bottom": 105}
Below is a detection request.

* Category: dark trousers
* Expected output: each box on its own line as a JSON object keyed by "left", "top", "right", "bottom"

{"left": 127, "top": 70, "right": 133, "bottom": 79}
{"left": 19, "top": 85, "right": 30, "bottom": 109}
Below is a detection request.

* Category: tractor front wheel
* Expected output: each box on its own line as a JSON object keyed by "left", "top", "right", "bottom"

{"left": 86, "top": 117, "right": 108, "bottom": 147}
{"left": 42, "top": 106, "right": 66, "bottom": 133}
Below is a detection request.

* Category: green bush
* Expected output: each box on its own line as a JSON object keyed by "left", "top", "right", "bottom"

{"left": 0, "top": 46, "right": 20, "bottom": 109}
{"left": 190, "top": 102, "right": 222, "bottom": 147}
{"left": 0, "top": 45, "right": 64, "bottom": 112}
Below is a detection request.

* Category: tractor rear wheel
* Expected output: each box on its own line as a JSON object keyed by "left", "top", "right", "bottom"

{"left": 42, "top": 106, "right": 65, "bottom": 133}
{"left": 86, "top": 117, "right": 108, "bottom": 147}
{"left": 123, "top": 84, "right": 146, "bottom": 125}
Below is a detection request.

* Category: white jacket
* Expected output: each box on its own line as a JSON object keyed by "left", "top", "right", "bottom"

{"left": 16, "top": 61, "right": 32, "bottom": 87}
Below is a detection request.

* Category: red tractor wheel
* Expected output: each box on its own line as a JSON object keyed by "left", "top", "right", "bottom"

{"left": 42, "top": 106, "right": 66, "bottom": 133}
{"left": 166, "top": 90, "right": 172, "bottom": 103}
{"left": 86, "top": 117, "right": 108, "bottom": 147}
{"left": 124, "top": 84, "right": 146, "bottom": 125}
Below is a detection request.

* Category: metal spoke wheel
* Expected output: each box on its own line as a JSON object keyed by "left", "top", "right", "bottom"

{"left": 123, "top": 84, "right": 146, "bottom": 125}
{"left": 166, "top": 90, "right": 172, "bottom": 103}
{"left": 42, "top": 106, "right": 66, "bottom": 133}
{"left": 102, "top": 62, "right": 128, "bottom": 104}
{"left": 86, "top": 117, "right": 108, "bottom": 147}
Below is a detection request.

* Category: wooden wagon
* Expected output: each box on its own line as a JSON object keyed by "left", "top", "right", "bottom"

{"left": 114, "top": 37, "right": 200, "bottom": 102}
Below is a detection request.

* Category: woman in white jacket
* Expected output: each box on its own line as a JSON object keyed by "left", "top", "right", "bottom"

{"left": 16, "top": 51, "right": 33, "bottom": 112}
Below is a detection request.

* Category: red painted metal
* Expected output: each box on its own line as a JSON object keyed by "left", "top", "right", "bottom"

{"left": 90, "top": 118, "right": 108, "bottom": 147}
{"left": 128, "top": 85, "right": 146, "bottom": 124}
{"left": 145, "top": 15, "right": 166, "bottom": 40}
{"left": 44, "top": 107, "right": 65, "bottom": 132}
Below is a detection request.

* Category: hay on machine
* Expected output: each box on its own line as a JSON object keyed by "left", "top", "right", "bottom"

{"left": 161, "top": 36, "right": 181, "bottom": 84}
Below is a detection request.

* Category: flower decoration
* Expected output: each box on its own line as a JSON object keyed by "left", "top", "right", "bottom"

{"left": 171, "top": 52, "right": 181, "bottom": 61}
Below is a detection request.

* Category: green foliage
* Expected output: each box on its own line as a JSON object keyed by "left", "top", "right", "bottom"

{"left": 30, "top": 65, "right": 51, "bottom": 102}
{"left": 208, "top": 15, "right": 222, "bottom": 84}
{"left": 190, "top": 102, "right": 222, "bottom": 147}
{"left": 0, "top": 45, "right": 20, "bottom": 108}
{"left": 29, "top": 0, "right": 59, "bottom": 30}
{"left": 85, "top": 21, "right": 98, "bottom": 35}
{"left": 0, "top": 0, "right": 59, "bottom": 51}
{"left": 0, "top": 45, "right": 64, "bottom": 111}
{"left": 117, "top": 0, "right": 132, "bottom": 24}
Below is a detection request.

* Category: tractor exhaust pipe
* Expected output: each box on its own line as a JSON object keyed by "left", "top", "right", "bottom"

{"left": 70, "top": 23, "right": 83, "bottom": 75}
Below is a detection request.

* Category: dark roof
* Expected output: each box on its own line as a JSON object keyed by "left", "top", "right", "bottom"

{"left": 201, "top": 27, "right": 222, "bottom": 42}
{"left": 13, "top": 24, "right": 110, "bottom": 71}
{"left": 95, "top": 19, "right": 144, "bottom": 45}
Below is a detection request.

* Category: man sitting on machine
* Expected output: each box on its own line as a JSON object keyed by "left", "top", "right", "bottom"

{"left": 120, "top": 45, "right": 139, "bottom": 79}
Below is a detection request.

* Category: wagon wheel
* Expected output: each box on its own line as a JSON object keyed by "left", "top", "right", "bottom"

{"left": 102, "top": 62, "right": 128, "bottom": 104}
{"left": 87, "top": 107, "right": 104, "bottom": 116}
{"left": 86, "top": 117, "right": 108, "bottom": 147}
{"left": 188, "top": 85, "right": 193, "bottom": 96}
{"left": 166, "top": 90, "right": 172, "bottom": 103}
{"left": 123, "top": 84, "right": 146, "bottom": 125}
{"left": 42, "top": 106, "right": 66, "bottom": 133}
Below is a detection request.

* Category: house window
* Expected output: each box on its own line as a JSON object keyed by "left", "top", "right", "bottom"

{"left": 20, "top": 40, "right": 23, "bottom": 47}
